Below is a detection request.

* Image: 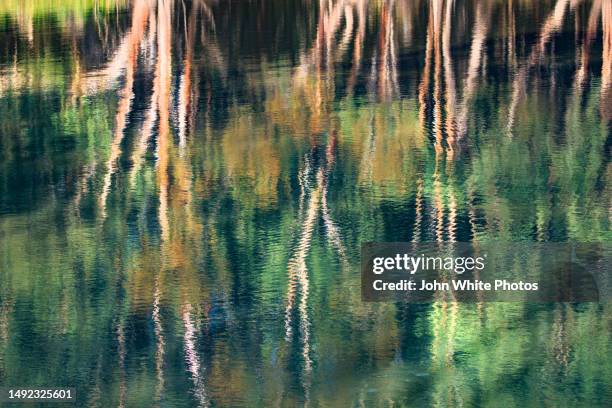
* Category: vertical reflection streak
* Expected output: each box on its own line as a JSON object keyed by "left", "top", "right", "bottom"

{"left": 412, "top": 178, "right": 424, "bottom": 243}
{"left": 347, "top": 0, "right": 366, "bottom": 94}
{"left": 178, "top": 3, "right": 196, "bottom": 153}
{"left": 447, "top": 183, "right": 457, "bottom": 243}
{"left": 286, "top": 153, "right": 313, "bottom": 340}
{"left": 432, "top": 0, "right": 445, "bottom": 243}
{"left": 183, "top": 304, "right": 208, "bottom": 407}
{"left": 507, "top": 0, "right": 517, "bottom": 70}
{"left": 457, "top": 2, "right": 489, "bottom": 140}
{"left": 377, "top": 0, "right": 398, "bottom": 100}
{"left": 507, "top": 0, "right": 572, "bottom": 134}
{"left": 574, "top": 0, "right": 600, "bottom": 91}
{"left": 285, "top": 165, "right": 322, "bottom": 405}
{"left": 321, "top": 132, "right": 347, "bottom": 263}
{"left": 130, "top": 54, "right": 160, "bottom": 185}
{"left": 157, "top": 0, "right": 172, "bottom": 242}
{"left": 443, "top": 0, "right": 457, "bottom": 151}
{"left": 153, "top": 280, "right": 165, "bottom": 406}
{"left": 99, "top": 0, "right": 150, "bottom": 216}
{"left": 337, "top": 5, "right": 354, "bottom": 59}
{"left": 419, "top": 6, "right": 433, "bottom": 136}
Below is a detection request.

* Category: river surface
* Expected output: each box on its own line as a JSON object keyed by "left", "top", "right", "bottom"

{"left": 0, "top": 0, "right": 611, "bottom": 406}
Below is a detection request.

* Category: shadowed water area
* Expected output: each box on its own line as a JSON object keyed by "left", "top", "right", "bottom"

{"left": 0, "top": 0, "right": 611, "bottom": 406}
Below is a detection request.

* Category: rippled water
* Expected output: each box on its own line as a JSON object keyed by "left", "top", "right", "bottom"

{"left": 0, "top": 0, "right": 611, "bottom": 406}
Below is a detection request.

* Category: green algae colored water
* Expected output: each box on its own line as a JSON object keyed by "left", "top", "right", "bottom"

{"left": 0, "top": 0, "right": 611, "bottom": 406}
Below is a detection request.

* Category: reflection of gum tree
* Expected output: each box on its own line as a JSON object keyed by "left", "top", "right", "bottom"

{"left": 67, "top": 0, "right": 219, "bottom": 405}
{"left": 280, "top": 1, "right": 407, "bottom": 397}
{"left": 574, "top": 0, "right": 601, "bottom": 92}
{"left": 414, "top": 2, "right": 610, "bottom": 404}
{"left": 426, "top": 0, "right": 462, "bottom": 383}
{"left": 295, "top": 0, "right": 402, "bottom": 104}
{"left": 471, "top": 0, "right": 611, "bottom": 242}
{"left": 98, "top": 0, "right": 150, "bottom": 218}
{"left": 417, "top": 0, "right": 490, "bottom": 243}
{"left": 412, "top": 0, "right": 611, "bottom": 245}
{"left": 157, "top": 1, "right": 209, "bottom": 406}
{"left": 559, "top": 0, "right": 608, "bottom": 241}
{"left": 506, "top": 0, "right": 571, "bottom": 136}
{"left": 273, "top": 3, "right": 430, "bottom": 401}
{"left": 373, "top": 0, "right": 399, "bottom": 100}
{"left": 82, "top": 4, "right": 151, "bottom": 403}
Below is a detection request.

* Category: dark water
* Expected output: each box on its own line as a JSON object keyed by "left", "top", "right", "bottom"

{"left": 0, "top": 0, "right": 611, "bottom": 406}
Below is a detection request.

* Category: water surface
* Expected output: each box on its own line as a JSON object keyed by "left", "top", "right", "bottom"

{"left": 0, "top": 0, "right": 611, "bottom": 406}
